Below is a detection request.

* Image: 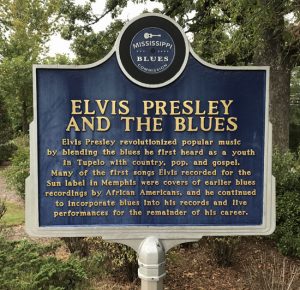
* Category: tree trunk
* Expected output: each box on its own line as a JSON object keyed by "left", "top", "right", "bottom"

{"left": 253, "top": 32, "right": 291, "bottom": 151}
{"left": 252, "top": 3, "right": 292, "bottom": 152}
{"left": 254, "top": 55, "right": 291, "bottom": 151}
{"left": 22, "top": 100, "right": 29, "bottom": 133}
{"left": 269, "top": 65, "right": 291, "bottom": 151}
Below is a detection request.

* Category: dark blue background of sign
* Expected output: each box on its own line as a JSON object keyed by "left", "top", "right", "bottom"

{"left": 37, "top": 54, "right": 266, "bottom": 227}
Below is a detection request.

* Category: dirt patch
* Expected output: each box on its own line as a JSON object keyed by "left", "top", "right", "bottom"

{"left": 164, "top": 238, "right": 300, "bottom": 290}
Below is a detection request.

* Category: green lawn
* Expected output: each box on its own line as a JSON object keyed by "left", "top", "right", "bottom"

{"left": 0, "top": 202, "right": 24, "bottom": 226}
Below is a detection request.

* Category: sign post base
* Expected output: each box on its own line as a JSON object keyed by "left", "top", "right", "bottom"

{"left": 138, "top": 237, "right": 165, "bottom": 290}
{"left": 104, "top": 237, "right": 200, "bottom": 290}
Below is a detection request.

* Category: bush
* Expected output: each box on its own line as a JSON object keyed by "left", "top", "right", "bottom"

{"left": 81, "top": 251, "right": 108, "bottom": 278}
{"left": 0, "top": 237, "right": 86, "bottom": 290}
{"left": 3, "top": 135, "right": 29, "bottom": 198}
{"left": 272, "top": 148, "right": 300, "bottom": 258}
{"left": 0, "top": 142, "right": 17, "bottom": 163}
{"left": 272, "top": 149, "right": 300, "bottom": 195}
{"left": 99, "top": 240, "right": 138, "bottom": 282}
{"left": 61, "top": 237, "right": 138, "bottom": 282}
{"left": 245, "top": 254, "right": 299, "bottom": 290}
{"left": 82, "top": 238, "right": 138, "bottom": 282}
{"left": 208, "top": 237, "right": 240, "bottom": 267}
{"left": 61, "top": 237, "right": 90, "bottom": 258}
{"left": 274, "top": 191, "right": 300, "bottom": 257}
{"left": 32, "top": 257, "right": 86, "bottom": 290}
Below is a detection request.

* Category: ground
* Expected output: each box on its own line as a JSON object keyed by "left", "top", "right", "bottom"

{"left": 0, "top": 166, "right": 299, "bottom": 290}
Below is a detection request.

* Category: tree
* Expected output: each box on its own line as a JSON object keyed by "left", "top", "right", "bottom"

{"left": 0, "top": 96, "right": 15, "bottom": 163}
{"left": 61, "top": 0, "right": 300, "bottom": 151}
{"left": 59, "top": 0, "right": 125, "bottom": 64}
{"left": 0, "top": 0, "right": 61, "bottom": 133}
{"left": 71, "top": 20, "right": 124, "bottom": 64}
{"left": 42, "top": 53, "right": 73, "bottom": 65}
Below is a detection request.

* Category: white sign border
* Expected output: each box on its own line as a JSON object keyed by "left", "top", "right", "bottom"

{"left": 25, "top": 13, "right": 275, "bottom": 239}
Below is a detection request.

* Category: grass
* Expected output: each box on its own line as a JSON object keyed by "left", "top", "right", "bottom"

{"left": 0, "top": 201, "right": 24, "bottom": 226}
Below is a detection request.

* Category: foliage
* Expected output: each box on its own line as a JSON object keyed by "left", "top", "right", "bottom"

{"left": 0, "top": 97, "right": 15, "bottom": 163}
{"left": 0, "top": 143, "right": 17, "bottom": 164}
{"left": 80, "top": 251, "right": 108, "bottom": 278}
{"left": 0, "top": 237, "right": 86, "bottom": 290}
{"left": 42, "top": 54, "right": 73, "bottom": 65}
{"left": 291, "top": 67, "right": 300, "bottom": 125}
{"left": 0, "top": 56, "right": 33, "bottom": 133}
{"left": 275, "top": 192, "right": 300, "bottom": 257}
{"left": 290, "top": 67, "right": 300, "bottom": 150}
{"left": 32, "top": 257, "right": 86, "bottom": 290}
{"left": 245, "top": 254, "right": 300, "bottom": 290}
{"left": 62, "top": 237, "right": 90, "bottom": 258}
{"left": 59, "top": 0, "right": 125, "bottom": 39}
{"left": 84, "top": 238, "right": 138, "bottom": 282}
{"left": 0, "top": 98, "right": 13, "bottom": 143}
{"left": 209, "top": 237, "right": 240, "bottom": 267}
{"left": 0, "top": 0, "right": 62, "bottom": 133}
{"left": 71, "top": 20, "right": 124, "bottom": 64}
{"left": 0, "top": 201, "right": 24, "bottom": 227}
{"left": 272, "top": 148, "right": 300, "bottom": 194}
{"left": 61, "top": 237, "right": 138, "bottom": 282}
{"left": 99, "top": 240, "right": 138, "bottom": 282}
{"left": 3, "top": 135, "right": 29, "bottom": 198}
{"left": 272, "top": 148, "right": 300, "bottom": 257}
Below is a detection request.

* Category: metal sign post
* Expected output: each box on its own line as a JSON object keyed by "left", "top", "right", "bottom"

{"left": 138, "top": 237, "right": 165, "bottom": 290}
{"left": 26, "top": 13, "right": 275, "bottom": 289}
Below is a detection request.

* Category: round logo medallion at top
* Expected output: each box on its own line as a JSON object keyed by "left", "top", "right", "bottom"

{"left": 116, "top": 14, "right": 189, "bottom": 88}
{"left": 130, "top": 27, "right": 175, "bottom": 74}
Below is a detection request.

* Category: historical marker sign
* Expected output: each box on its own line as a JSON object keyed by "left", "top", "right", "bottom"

{"left": 26, "top": 13, "right": 275, "bottom": 238}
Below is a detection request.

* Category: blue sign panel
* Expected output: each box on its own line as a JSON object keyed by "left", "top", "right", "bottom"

{"left": 34, "top": 14, "right": 270, "bottom": 230}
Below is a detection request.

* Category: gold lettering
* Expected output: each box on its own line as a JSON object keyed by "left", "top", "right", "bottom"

{"left": 221, "top": 100, "right": 234, "bottom": 115}
{"left": 66, "top": 116, "right": 80, "bottom": 131}
{"left": 227, "top": 117, "right": 238, "bottom": 131}
{"left": 208, "top": 101, "right": 219, "bottom": 115}
{"left": 83, "top": 100, "right": 95, "bottom": 115}
{"left": 71, "top": 100, "right": 82, "bottom": 114}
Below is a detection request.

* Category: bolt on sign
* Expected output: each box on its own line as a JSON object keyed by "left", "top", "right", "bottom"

{"left": 26, "top": 13, "right": 275, "bottom": 239}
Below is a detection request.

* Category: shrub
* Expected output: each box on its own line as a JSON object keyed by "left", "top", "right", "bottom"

{"left": 272, "top": 148, "right": 300, "bottom": 257}
{"left": 98, "top": 240, "right": 138, "bottom": 282}
{"left": 245, "top": 254, "right": 300, "bottom": 290}
{"left": 272, "top": 149, "right": 300, "bottom": 195}
{"left": 0, "top": 237, "right": 86, "bottom": 290}
{"left": 273, "top": 191, "right": 300, "bottom": 257}
{"left": 0, "top": 143, "right": 17, "bottom": 163}
{"left": 61, "top": 237, "right": 138, "bottom": 282}
{"left": 81, "top": 238, "right": 138, "bottom": 282}
{"left": 32, "top": 257, "right": 86, "bottom": 290}
{"left": 61, "top": 237, "right": 90, "bottom": 258}
{"left": 81, "top": 251, "right": 108, "bottom": 278}
{"left": 208, "top": 237, "right": 240, "bottom": 267}
{"left": 3, "top": 135, "right": 29, "bottom": 198}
